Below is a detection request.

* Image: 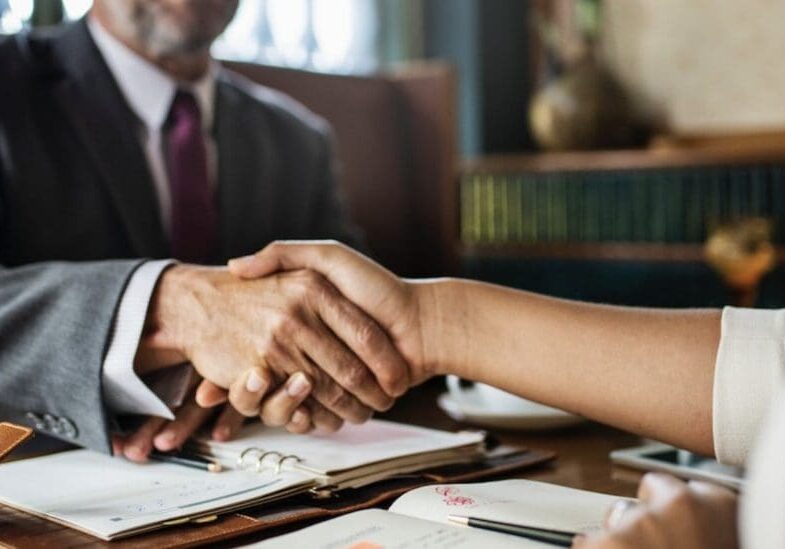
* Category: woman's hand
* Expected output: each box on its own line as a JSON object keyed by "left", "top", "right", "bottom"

{"left": 574, "top": 473, "right": 738, "bottom": 549}
{"left": 228, "top": 240, "right": 434, "bottom": 387}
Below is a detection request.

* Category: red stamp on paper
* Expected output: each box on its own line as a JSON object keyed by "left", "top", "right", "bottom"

{"left": 436, "top": 486, "right": 474, "bottom": 506}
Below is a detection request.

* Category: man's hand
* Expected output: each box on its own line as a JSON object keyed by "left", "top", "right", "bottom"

{"left": 114, "top": 369, "right": 318, "bottom": 462}
{"left": 141, "top": 264, "right": 409, "bottom": 428}
{"left": 574, "top": 473, "right": 738, "bottom": 549}
{"left": 112, "top": 378, "right": 245, "bottom": 463}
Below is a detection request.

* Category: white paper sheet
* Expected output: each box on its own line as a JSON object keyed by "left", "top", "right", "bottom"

{"left": 198, "top": 419, "right": 484, "bottom": 474}
{"left": 246, "top": 509, "right": 547, "bottom": 548}
{"left": 0, "top": 449, "right": 312, "bottom": 539}
{"left": 389, "top": 479, "right": 632, "bottom": 534}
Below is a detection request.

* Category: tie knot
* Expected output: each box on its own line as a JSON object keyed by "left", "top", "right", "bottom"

{"left": 168, "top": 90, "right": 201, "bottom": 127}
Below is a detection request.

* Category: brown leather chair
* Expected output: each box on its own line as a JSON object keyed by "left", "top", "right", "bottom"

{"left": 222, "top": 61, "right": 459, "bottom": 277}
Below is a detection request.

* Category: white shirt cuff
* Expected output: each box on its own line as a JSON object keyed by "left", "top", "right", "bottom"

{"left": 102, "top": 259, "right": 177, "bottom": 419}
{"left": 713, "top": 306, "right": 785, "bottom": 465}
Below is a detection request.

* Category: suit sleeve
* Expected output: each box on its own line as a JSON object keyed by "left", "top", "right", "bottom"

{"left": 0, "top": 259, "right": 144, "bottom": 453}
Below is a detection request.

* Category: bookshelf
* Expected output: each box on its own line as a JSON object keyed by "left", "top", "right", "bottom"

{"left": 459, "top": 147, "right": 785, "bottom": 263}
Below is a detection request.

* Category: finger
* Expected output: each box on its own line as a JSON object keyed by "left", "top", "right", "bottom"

{"left": 124, "top": 416, "right": 167, "bottom": 462}
{"left": 604, "top": 499, "right": 639, "bottom": 529}
{"left": 196, "top": 379, "right": 228, "bottom": 408}
{"left": 285, "top": 406, "right": 312, "bottom": 434}
{"left": 112, "top": 435, "right": 125, "bottom": 457}
{"left": 153, "top": 400, "right": 216, "bottom": 452}
{"left": 637, "top": 473, "right": 686, "bottom": 504}
{"left": 307, "top": 400, "right": 344, "bottom": 433}
{"left": 260, "top": 372, "right": 313, "bottom": 427}
{"left": 267, "top": 336, "right": 373, "bottom": 425}
{"left": 312, "top": 280, "right": 408, "bottom": 398}
{"left": 228, "top": 367, "right": 273, "bottom": 417}
{"left": 212, "top": 406, "right": 247, "bottom": 442}
{"left": 687, "top": 479, "right": 737, "bottom": 501}
{"left": 296, "top": 306, "right": 393, "bottom": 414}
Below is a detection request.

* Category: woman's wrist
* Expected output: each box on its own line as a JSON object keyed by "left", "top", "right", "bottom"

{"left": 409, "top": 278, "right": 471, "bottom": 380}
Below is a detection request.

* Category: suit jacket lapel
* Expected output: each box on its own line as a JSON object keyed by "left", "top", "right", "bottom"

{"left": 49, "top": 21, "right": 168, "bottom": 258}
{"left": 214, "top": 74, "right": 275, "bottom": 260}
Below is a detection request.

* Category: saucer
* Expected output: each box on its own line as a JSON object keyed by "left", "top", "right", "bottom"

{"left": 437, "top": 391, "right": 585, "bottom": 431}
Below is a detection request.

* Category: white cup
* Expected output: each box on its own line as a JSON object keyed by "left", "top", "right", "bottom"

{"left": 445, "top": 375, "right": 562, "bottom": 415}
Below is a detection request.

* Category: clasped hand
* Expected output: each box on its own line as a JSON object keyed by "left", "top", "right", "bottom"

{"left": 121, "top": 254, "right": 416, "bottom": 461}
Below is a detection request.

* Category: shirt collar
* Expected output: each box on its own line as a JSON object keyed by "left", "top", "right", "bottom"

{"left": 87, "top": 16, "right": 216, "bottom": 132}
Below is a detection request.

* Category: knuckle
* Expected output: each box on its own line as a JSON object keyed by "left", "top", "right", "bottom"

{"left": 340, "top": 362, "right": 372, "bottom": 393}
{"left": 355, "top": 318, "right": 383, "bottom": 351}
{"left": 270, "top": 310, "right": 302, "bottom": 337}
{"left": 324, "top": 386, "right": 351, "bottom": 411}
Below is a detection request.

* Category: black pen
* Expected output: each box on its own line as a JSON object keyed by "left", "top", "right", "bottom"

{"left": 447, "top": 515, "right": 576, "bottom": 547}
{"left": 149, "top": 451, "right": 223, "bottom": 473}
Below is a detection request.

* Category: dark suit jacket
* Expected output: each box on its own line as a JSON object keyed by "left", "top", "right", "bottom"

{"left": 0, "top": 20, "right": 360, "bottom": 452}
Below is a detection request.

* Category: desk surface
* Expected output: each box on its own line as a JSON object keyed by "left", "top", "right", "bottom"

{"left": 382, "top": 380, "right": 644, "bottom": 499}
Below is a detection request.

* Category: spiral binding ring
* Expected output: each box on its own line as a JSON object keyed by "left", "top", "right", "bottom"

{"left": 257, "top": 451, "right": 283, "bottom": 473}
{"left": 275, "top": 454, "right": 302, "bottom": 474}
{"left": 235, "top": 448, "right": 303, "bottom": 474}
{"left": 237, "top": 447, "right": 264, "bottom": 470}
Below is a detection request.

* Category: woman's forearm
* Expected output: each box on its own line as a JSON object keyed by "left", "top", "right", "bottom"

{"left": 417, "top": 279, "right": 721, "bottom": 456}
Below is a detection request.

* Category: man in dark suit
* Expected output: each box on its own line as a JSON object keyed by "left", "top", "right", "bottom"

{"left": 0, "top": 0, "right": 407, "bottom": 461}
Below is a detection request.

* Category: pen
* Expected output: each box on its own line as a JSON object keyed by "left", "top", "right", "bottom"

{"left": 149, "top": 451, "right": 223, "bottom": 473}
{"left": 447, "top": 515, "right": 576, "bottom": 547}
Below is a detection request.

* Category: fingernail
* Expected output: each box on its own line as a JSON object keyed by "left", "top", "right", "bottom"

{"left": 292, "top": 410, "right": 307, "bottom": 425}
{"left": 154, "top": 431, "right": 176, "bottom": 450}
{"left": 228, "top": 255, "right": 254, "bottom": 269}
{"left": 213, "top": 426, "right": 231, "bottom": 441}
{"left": 287, "top": 373, "right": 311, "bottom": 398}
{"left": 246, "top": 370, "right": 267, "bottom": 393}
{"left": 126, "top": 445, "right": 147, "bottom": 462}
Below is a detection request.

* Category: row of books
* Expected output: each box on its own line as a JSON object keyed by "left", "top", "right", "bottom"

{"left": 460, "top": 164, "right": 785, "bottom": 245}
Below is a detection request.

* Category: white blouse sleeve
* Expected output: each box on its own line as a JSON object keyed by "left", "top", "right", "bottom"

{"left": 741, "top": 386, "right": 785, "bottom": 549}
{"left": 713, "top": 307, "right": 785, "bottom": 466}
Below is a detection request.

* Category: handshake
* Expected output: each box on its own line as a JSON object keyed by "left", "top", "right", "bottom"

{"left": 116, "top": 241, "right": 438, "bottom": 462}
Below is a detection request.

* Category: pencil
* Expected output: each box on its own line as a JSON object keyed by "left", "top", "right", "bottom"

{"left": 149, "top": 451, "right": 223, "bottom": 473}
{"left": 447, "top": 515, "right": 576, "bottom": 547}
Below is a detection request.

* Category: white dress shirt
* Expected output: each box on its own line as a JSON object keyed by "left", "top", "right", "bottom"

{"left": 88, "top": 17, "right": 216, "bottom": 419}
{"left": 712, "top": 307, "right": 785, "bottom": 548}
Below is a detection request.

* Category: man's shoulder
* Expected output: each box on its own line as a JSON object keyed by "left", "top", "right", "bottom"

{"left": 0, "top": 25, "right": 69, "bottom": 80}
{"left": 216, "top": 67, "right": 331, "bottom": 141}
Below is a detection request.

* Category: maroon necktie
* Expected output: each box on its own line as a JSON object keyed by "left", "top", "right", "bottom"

{"left": 165, "top": 90, "right": 218, "bottom": 263}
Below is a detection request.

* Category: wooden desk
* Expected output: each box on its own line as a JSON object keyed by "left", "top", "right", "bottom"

{"left": 382, "top": 380, "right": 644, "bottom": 498}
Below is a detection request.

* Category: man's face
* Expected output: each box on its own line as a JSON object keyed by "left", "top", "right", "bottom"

{"left": 99, "top": 0, "right": 239, "bottom": 56}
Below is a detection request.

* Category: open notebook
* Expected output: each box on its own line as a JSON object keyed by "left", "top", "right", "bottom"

{"left": 188, "top": 419, "right": 484, "bottom": 489}
{"left": 249, "top": 479, "right": 634, "bottom": 548}
{"left": 0, "top": 420, "right": 484, "bottom": 541}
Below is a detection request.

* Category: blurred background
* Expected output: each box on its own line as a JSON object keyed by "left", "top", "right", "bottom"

{"left": 6, "top": 0, "right": 785, "bottom": 309}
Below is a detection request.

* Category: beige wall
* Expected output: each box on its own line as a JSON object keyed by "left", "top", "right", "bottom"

{"left": 602, "top": 0, "right": 785, "bottom": 135}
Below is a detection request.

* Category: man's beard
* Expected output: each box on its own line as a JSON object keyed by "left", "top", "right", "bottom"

{"left": 103, "top": 0, "right": 238, "bottom": 57}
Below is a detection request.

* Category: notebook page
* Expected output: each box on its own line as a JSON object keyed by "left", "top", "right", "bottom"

{"left": 0, "top": 449, "right": 313, "bottom": 540}
{"left": 245, "top": 509, "right": 548, "bottom": 548}
{"left": 197, "top": 419, "right": 484, "bottom": 474}
{"left": 389, "top": 479, "right": 633, "bottom": 534}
